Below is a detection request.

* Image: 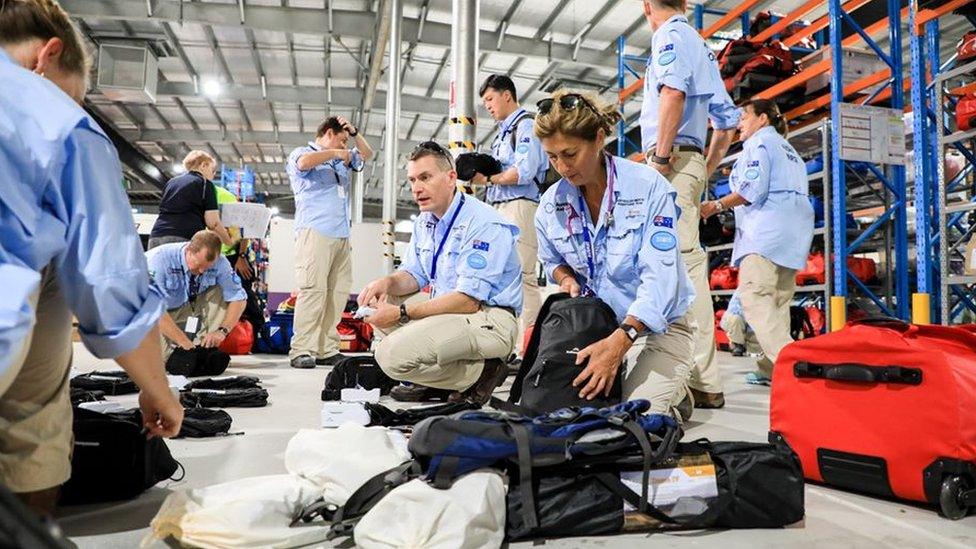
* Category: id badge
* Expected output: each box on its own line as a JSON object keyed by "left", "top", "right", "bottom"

{"left": 184, "top": 316, "right": 201, "bottom": 336}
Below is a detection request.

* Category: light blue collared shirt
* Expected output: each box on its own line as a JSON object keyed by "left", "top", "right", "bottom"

{"left": 487, "top": 108, "right": 545, "bottom": 203}
{"left": 0, "top": 48, "right": 164, "bottom": 359}
{"left": 286, "top": 142, "right": 365, "bottom": 239}
{"left": 146, "top": 243, "right": 247, "bottom": 311}
{"left": 400, "top": 192, "right": 524, "bottom": 314}
{"left": 640, "top": 15, "right": 741, "bottom": 153}
{"left": 730, "top": 126, "right": 815, "bottom": 270}
{"left": 535, "top": 156, "right": 695, "bottom": 333}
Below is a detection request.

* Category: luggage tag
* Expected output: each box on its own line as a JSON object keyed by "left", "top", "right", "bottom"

{"left": 341, "top": 387, "right": 381, "bottom": 403}
{"left": 184, "top": 316, "right": 201, "bottom": 337}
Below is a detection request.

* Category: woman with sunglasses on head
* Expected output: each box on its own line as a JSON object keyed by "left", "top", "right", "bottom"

{"left": 534, "top": 90, "right": 697, "bottom": 421}
{"left": 700, "top": 99, "right": 814, "bottom": 386}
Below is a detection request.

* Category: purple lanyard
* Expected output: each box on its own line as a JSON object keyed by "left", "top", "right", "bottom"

{"left": 569, "top": 154, "right": 617, "bottom": 291}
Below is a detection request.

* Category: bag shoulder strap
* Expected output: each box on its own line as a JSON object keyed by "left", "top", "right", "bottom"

{"left": 507, "top": 111, "right": 535, "bottom": 151}
{"left": 509, "top": 292, "right": 570, "bottom": 402}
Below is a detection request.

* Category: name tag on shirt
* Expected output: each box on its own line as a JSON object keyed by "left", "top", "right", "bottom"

{"left": 184, "top": 316, "right": 200, "bottom": 336}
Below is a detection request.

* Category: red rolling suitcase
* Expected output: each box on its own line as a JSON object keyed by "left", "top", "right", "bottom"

{"left": 769, "top": 318, "right": 976, "bottom": 519}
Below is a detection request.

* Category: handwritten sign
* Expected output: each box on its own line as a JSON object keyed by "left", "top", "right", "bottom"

{"left": 220, "top": 202, "right": 272, "bottom": 239}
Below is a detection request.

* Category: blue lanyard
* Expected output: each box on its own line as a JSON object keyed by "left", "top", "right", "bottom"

{"left": 573, "top": 155, "right": 618, "bottom": 293}
{"left": 430, "top": 193, "right": 465, "bottom": 283}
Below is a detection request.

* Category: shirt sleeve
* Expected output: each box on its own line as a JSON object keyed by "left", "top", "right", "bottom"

{"left": 653, "top": 28, "right": 692, "bottom": 94}
{"left": 215, "top": 256, "right": 246, "bottom": 302}
{"left": 398, "top": 226, "right": 430, "bottom": 289}
{"left": 0, "top": 262, "right": 40, "bottom": 376}
{"left": 734, "top": 143, "right": 772, "bottom": 205}
{"left": 350, "top": 148, "right": 365, "bottom": 172}
{"left": 534, "top": 205, "right": 569, "bottom": 284}
{"left": 626, "top": 188, "right": 692, "bottom": 334}
{"left": 708, "top": 91, "right": 742, "bottom": 131}
{"left": 202, "top": 180, "right": 218, "bottom": 211}
{"left": 513, "top": 119, "right": 546, "bottom": 186}
{"left": 57, "top": 126, "right": 165, "bottom": 358}
{"left": 286, "top": 146, "right": 314, "bottom": 189}
{"left": 453, "top": 222, "right": 519, "bottom": 302}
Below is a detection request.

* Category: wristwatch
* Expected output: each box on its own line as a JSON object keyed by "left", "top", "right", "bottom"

{"left": 398, "top": 303, "right": 411, "bottom": 326}
{"left": 618, "top": 323, "right": 639, "bottom": 343}
{"left": 714, "top": 200, "right": 725, "bottom": 212}
{"left": 348, "top": 127, "right": 358, "bottom": 137}
{"left": 651, "top": 153, "right": 671, "bottom": 165}
{"left": 217, "top": 326, "right": 230, "bottom": 336}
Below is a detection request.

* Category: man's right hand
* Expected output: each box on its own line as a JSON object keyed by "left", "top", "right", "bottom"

{"left": 358, "top": 278, "right": 391, "bottom": 307}
{"left": 335, "top": 149, "right": 352, "bottom": 165}
{"left": 178, "top": 338, "right": 195, "bottom": 351}
{"left": 139, "top": 388, "right": 184, "bottom": 439}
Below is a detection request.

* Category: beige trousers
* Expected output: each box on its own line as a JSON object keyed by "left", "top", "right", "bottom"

{"left": 622, "top": 314, "right": 696, "bottom": 419}
{"left": 290, "top": 229, "right": 352, "bottom": 360}
{"left": 720, "top": 311, "right": 747, "bottom": 346}
{"left": 738, "top": 254, "right": 798, "bottom": 377}
{"left": 161, "top": 285, "right": 228, "bottom": 361}
{"left": 649, "top": 150, "right": 722, "bottom": 394}
{"left": 0, "top": 267, "right": 73, "bottom": 492}
{"left": 375, "top": 306, "right": 518, "bottom": 391}
{"left": 493, "top": 199, "right": 541, "bottom": 345}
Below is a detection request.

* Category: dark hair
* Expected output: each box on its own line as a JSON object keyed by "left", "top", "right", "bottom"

{"left": 742, "top": 99, "right": 788, "bottom": 136}
{"left": 648, "top": 0, "right": 685, "bottom": 11}
{"left": 479, "top": 74, "right": 518, "bottom": 103}
{"left": 408, "top": 141, "right": 454, "bottom": 172}
{"left": 0, "top": 0, "right": 89, "bottom": 75}
{"left": 316, "top": 116, "right": 346, "bottom": 138}
{"left": 534, "top": 89, "right": 622, "bottom": 142}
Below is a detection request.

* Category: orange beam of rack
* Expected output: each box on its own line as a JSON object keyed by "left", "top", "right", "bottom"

{"left": 701, "top": 0, "right": 765, "bottom": 39}
{"left": 783, "top": 0, "right": 873, "bottom": 47}
{"left": 917, "top": 0, "right": 975, "bottom": 32}
{"left": 854, "top": 77, "right": 912, "bottom": 106}
{"left": 751, "top": 0, "right": 823, "bottom": 43}
{"left": 784, "top": 68, "right": 891, "bottom": 120}
{"left": 951, "top": 81, "right": 976, "bottom": 96}
{"left": 620, "top": 78, "right": 643, "bottom": 102}
{"left": 754, "top": 60, "right": 830, "bottom": 101}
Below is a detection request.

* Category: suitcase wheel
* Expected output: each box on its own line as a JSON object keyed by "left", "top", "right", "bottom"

{"left": 939, "top": 475, "right": 975, "bottom": 520}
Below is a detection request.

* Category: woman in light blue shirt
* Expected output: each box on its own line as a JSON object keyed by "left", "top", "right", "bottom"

{"left": 533, "top": 90, "right": 697, "bottom": 421}
{"left": 701, "top": 99, "right": 814, "bottom": 385}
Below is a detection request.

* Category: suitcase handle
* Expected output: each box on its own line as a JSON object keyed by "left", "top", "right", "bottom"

{"left": 794, "top": 362, "right": 922, "bottom": 385}
{"left": 848, "top": 316, "right": 912, "bottom": 331}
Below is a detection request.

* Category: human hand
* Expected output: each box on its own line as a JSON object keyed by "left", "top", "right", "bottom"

{"left": 700, "top": 200, "right": 722, "bottom": 219}
{"left": 558, "top": 274, "right": 581, "bottom": 297}
{"left": 649, "top": 156, "right": 674, "bottom": 177}
{"left": 364, "top": 301, "right": 400, "bottom": 330}
{"left": 470, "top": 173, "right": 489, "bottom": 186}
{"left": 200, "top": 331, "right": 226, "bottom": 348}
{"left": 235, "top": 256, "right": 253, "bottom": 279}
{"left": 358, "top": 278, "right": 391, "bottom": 307}
{"left": 139, "top": 388, "right": 184, "bottom": 439}
{"left": 572, "top": 330, "right": 631, "bottom": 400}
{"left": 178, "top": 338, "right": 196, "bottom": 351}
{"left": 337, "top": 116, "right": 358, "bottom": 136}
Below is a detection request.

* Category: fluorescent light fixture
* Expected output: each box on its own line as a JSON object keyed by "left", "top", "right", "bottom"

{"left": 202, "top": 78, "right": 222, "bottom": 97}
{"left": 269, "top": 206, "right": 280, "bottom": 216}
{"left": 172, "top": 163, "right": 184, "bottom": 173}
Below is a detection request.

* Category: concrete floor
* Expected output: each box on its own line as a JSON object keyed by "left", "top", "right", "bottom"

{"left": 60, "top": 344, "right": 976, "bottom": 548}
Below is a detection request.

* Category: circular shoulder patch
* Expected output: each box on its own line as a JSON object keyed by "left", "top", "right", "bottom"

{"left": 658, "top": 52, "right": 676, "bottom": 66}
{"left": 467, "top": 253, "right": 488, "bottom": 270}
{"left": 745, "top": 168, "right": 760, "bottom": 180}
{"left": 517, "top": 144, "right": 529, "bottom": 153}
{"left": 650, "top": 231, "right": 677, "bottom": 251}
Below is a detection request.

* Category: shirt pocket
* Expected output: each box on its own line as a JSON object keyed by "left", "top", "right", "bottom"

{"left": 548, "top": 231, "right": 587, "bottom": 275}
{"left": 606, "top": 222, "right": 641, "bottom": 278}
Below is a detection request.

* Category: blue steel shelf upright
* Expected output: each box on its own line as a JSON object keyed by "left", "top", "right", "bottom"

{"left": 827, "top": 0, "right": 911, "bottom": 325}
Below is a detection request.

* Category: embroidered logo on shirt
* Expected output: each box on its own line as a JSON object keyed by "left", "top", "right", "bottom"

{"left": 745, "top": 169, "right": 760, "bottom": 180}
{"left": 747, "top": 160, "right": 760, "bottom": 167}
{"left": 653, "top": 215, "right": 674, "bottom": 228}
{"left": 658, "top": 51, "right": 676, "bottom": 66}
{"left": 467, "top": 253, "right": 488, "bottom": 270}
{"left": 472, "top": 240, "right": 490, "bottom": 251}
{"left": 520, "top": 136, "right": 530, "bottom": 143}
{"left": 517, "top": 144, "right": 529, "bottom": 153}
{"left": 658, "top": 44, "right": 675, "bottom": 53}
{"left": 650, "top": 231, "right": 677, "bottom": 251}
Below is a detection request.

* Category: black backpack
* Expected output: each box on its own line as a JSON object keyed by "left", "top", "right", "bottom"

{"left": 508, "top": 111, "right": 562, "bottom": 194}
{"left": 69, "top": 371, "right": 138, "bottom": 396}
{"left": 166, "top": 346, "right": 231, "bottom": 377}
{"left": 321, "top": 355, "right": 396, "bottom": 401}
{"left": 363, "top": 400, "right": 481, "bottom": 428}
{"left": 60, "top": 408, "right": 181, "bottom": 505}
{"left": 177, "top": 407, "right": 234, "bottom": 438}
{"left": 510, "top": 293, "right": 622, "bottom": 415}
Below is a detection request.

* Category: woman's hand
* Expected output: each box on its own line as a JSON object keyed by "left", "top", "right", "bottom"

{"left": 572, "top": 330, "right": 632, "bottom": 400}
{"left": 558, "top": 274, "right": 581, "bottom": 297}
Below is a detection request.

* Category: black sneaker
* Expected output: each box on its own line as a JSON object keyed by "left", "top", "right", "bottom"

{"left": 390, "top": 383, "right": 454, "bottom": 402}
{"left": 315, "top": 354, "right": 347, "bottom": 367}
{"left": 451, "top": 358, "right": 508, "bottom": 405}
{"left": 290, "top": 355, "right": 316, "bottom": 369}
{"left": 730, "top": 343, "right": 746, "bottom": 357}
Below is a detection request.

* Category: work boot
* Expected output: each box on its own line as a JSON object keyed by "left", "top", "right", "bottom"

{"left": 290, "top": 355, "right": 316, "bottom": 369}
{"left": 675, "top": 391, "right": 694, "bottom": 423}
{"left": 315, "top": 354, "right": 348, "bottom": 367}
{"left": 689, "top": 387, "right": 725, "bottom": 409}
{"left": 390, "top": 383, "right": 453, "bottom": 403}
{"left": 451, "top": 358, "right": 508, "bottom": 405}
{"left": 730, "top": 343, "right": 746, "bottom": 357}
{"left": 16, "top": 486, "right": 60, "bottom": 517}
{"left": 506, "top": 355, "right": 522, "bottom": 377}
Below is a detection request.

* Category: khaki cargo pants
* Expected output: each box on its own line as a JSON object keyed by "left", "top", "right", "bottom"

{"left": 161, "top": 285, "right": 228, "bottom": 361}
{"left": 0, "top": 267, "right": 73, "bottom": 492}
{"left": 649, "top": 150, "right": 722, "bottom": 394}
{"left": 290, "top": 228, "right": 352, "bottom": 360}
{"left": 738, "top": 254, "right": 798, "bottom": 378}
{"left": 622, "top": 314, "right": 696, "bottom": 419}
{"left": 375, "top": 305, "right": 518, "bottom": 392}
{"left": 493, "top": 199, "right": 542, "bottom": 346}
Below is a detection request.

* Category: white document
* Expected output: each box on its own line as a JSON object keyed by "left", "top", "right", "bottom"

{"left": 220, "top": 202, "right": 273, "bottom": 238}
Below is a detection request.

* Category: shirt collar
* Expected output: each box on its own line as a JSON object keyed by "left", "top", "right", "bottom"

{"left": 753, "top": 125, "right": 778, "bottom": 141}
{"left": 664, "top": 14, "right": 689, "bottom": 26}
{"left": 499, "top": 107, "right": 526, "bottom": 133}
{"left": 307, "top": 141, "right": 322, "bottom": 151}
{"left": 0, "top": 47, "right": 12, "bottom": 65}
{"left": 178, "top": 244, "right": 191, "bottom": 276}
{"left": 434, "top": 191, "right": 464, "bottom": 224}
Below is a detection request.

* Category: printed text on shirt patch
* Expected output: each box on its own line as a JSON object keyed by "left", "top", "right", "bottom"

{"left": 467, "top": 253, "right": 488, "bottom": 270}
{"left": 517, "top": 144, "right": 529, "bottom": 153}
{"left": 650, "top": 231, "right": 677, "bottom": 251}
{"left": 658, "top": 51, "right": 676, "bottom": 66}
{"left": 472, "top": 240, "right": 490, "bottom": 251}
{"left": 745, "top": 169, "right": 760, "bottom": 180}
{"left": 658, "top": 44, "right": 674, "bottom": 53}
{"left": 653, "top": 215, "right": 674, "bottom": 228}
{"left": 747, "top": 160, "right": 760, "bottom": 167}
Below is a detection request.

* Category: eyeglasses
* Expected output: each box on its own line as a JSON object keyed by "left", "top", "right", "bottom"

{"left": 536, "top": 93, "right": 599, "bottom": 116}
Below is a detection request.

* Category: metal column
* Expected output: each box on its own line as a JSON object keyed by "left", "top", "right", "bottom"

{"left": 351, "top": 170, "right": 364, "bottom": 224}
{"left": 888, "top": 0, "right": 910, "bottom": 321}
{"left": 448, "top": 0, "right": 479, "bottom": 159}
{"left": 910, "top": 1, "right": 932, "bottom": 323}
{"left": 828, "top": 0, "right": 848, "bottom": 328}
{"left": 381, "top": 0, "right": 402, "bottom": 273}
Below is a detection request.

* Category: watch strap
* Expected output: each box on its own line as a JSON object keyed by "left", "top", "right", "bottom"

{"left": 651, "top": 153, "right": 671, "bottom": 165}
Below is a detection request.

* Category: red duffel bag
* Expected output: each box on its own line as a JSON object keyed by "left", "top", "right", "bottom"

{"left": 714, "top": 309, "right": 730, "bottom": 350}
{"left": 958, "top": 31, "right": 976, "bottom": 63}
{"left": 847, "top": 256, "right": 877, "bottom": 284}
{"left": 957, "top": 93, "right": 976, "bottom": 131}
{"left": 770, "top": 318, "right": 976, "bottom": 519}
{"left": 338, "top": 312, "right": 374, "bottom": 352}
{"left": 710, "top": 265, "right": 739, "bottom": 290}
{"left": 795, "top": 253, "right": 825, "bottom": 285}
{"left": 219, "top": 320, "right": 254, "bottom": 355}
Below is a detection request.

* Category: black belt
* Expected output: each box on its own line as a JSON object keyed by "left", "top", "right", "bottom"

{"left": 648, "top": 144, "right": 704, "bottom": 156}
{"left": 496, "top": 306, "right": 517, "bottom": 318}
{"left": 490, "top": 197, "right": 538, "bottom": 206}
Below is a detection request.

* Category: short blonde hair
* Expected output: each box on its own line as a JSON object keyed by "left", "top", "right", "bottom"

{"left": 187, "top": 230, "right": 221, "bottom": 261}
{"left": 534, "top": 90, "right": 622, "bottom": 143}
{"left": 182, "top": 150, "right": 216, "bottom": 173}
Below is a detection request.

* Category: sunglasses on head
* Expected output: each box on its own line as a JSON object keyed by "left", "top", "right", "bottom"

{"left": 414, "top": 140, "right": 452, "bottom": 158}
{"left": 536, "top": 93, "right": 598, "bottom": 116}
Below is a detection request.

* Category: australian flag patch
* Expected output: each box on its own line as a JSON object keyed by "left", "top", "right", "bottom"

{"left": 472, "top": 240, "right": 490, "bottom": 251}
{"left": 653, "top": 215, "right": 674, "bottom": 228}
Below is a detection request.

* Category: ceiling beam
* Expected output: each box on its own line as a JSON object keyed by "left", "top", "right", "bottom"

{"left": 61, "top": 0, "right": 613, "bottom": 71}
{"left": 122, "top": 128, "right": 423, "bottom": 154}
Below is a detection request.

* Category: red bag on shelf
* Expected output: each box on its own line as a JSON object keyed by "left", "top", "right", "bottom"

{"left": 338, "top": 312, "right": 374, "bottom": 352}
{"left": 709, "top": 265, "right": 739, "bottom": 290}
{"left": 957, "top": 93, "right": 976, "bottom": 131}
{"left": 958, "top": 31, "right": 976, "bottom": 63}
{"left": 805, "top": 306, "right": 826, "bottom": 336}
{"left": 218, "top": 320, "right": 254, "bottom": 355}
{"left": 847, "top": 256, "right": 878, "bottom": 284}
{"left": 795, "top": 253, "right": 826, "bottom": 285}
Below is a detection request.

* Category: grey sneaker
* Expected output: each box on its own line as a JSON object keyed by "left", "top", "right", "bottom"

{"left": 290, "top": 355, "right": 316, "bottom": 369}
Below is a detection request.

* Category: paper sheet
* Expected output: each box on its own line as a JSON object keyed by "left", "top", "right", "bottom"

{"left": 220, "top": 202, "right": 273, "bottom": 239}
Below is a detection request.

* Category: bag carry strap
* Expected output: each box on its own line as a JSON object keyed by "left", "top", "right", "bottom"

{"left": 319, "top": 460, "right": 421, "bottom": 539}
{"left": 512, "top": 422, "right": 539, "bottom": 530}
{"left": 793, "top": 362, "right": 922, "bottom": 385}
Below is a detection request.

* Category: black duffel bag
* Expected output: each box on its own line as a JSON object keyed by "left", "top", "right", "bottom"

{"left": 321, "top": 355, "right": 396, "bottom": 401}
{"left": 60, "top": 408, "right": 182, "bottom": 505}
{"left": 184, "top": 375, "right": 261, "bottom": 391}
{"left": 510, "top": 293, "right": 621, "bottom": 415}
{"left": 363, "top": 400, "right": 480, "bottom": 428}
{"left": 180, "top": 387, "right": 269, "bottom": 408}
{"left": 69, "top": 371, "right": 138, "bottom": 396}
{"left": 505, "top": 439, "right": 805, "bottom": 541}
{"left": 177, "top": 407, "right": 234, "bottom": 438}
{"left": 166, "top": 346, "right": 231, "bottom": 377}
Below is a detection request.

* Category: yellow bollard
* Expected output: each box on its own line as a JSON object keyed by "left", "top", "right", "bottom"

{"left": 912, "top": 293, "right": 931, "bottom": 325}
{"left": 830, "top": 296, "right": 846, "bottom": 332}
